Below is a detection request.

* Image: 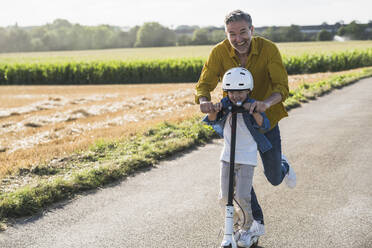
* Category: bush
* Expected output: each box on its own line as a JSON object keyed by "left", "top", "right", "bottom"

{"left": 0, "top": 49, "right": 371, "bottom": 85}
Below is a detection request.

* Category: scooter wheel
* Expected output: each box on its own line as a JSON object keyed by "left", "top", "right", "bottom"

{"left": 251, "top": 238, "right": 259, "bottom": 248}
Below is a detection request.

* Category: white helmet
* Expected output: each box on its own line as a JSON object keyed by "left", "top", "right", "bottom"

{"left": 222, "top": 67, "right": 254, "bottom": 91}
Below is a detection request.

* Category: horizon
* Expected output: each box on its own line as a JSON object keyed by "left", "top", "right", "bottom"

{"left": 1, "top": 18, "right": 368, "bottom": 30}
{"left": 2, "top": 0, "right": 372, "bottom": 29}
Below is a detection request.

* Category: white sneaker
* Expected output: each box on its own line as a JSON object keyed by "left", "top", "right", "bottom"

{"left": 249, "top": 220, "right": 265, "bottom": 237}
{"left": 283, "top": 155, "right": 296, "bottom": 188}
{"left": 237, "top": 230, "right": 252, "bottom": 247}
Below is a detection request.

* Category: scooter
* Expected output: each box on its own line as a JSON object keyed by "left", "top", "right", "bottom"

{"left": 220, "top": 101, "right": 259, "bottom": 248}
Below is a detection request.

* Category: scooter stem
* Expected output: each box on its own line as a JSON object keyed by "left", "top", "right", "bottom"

{"left": 221, "top": 107, "right": 239, "bottom": 248}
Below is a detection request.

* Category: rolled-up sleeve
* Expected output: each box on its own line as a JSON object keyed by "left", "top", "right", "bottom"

{"left": 194, "top": 48, "right": 222, "bottom": 104}
{"left": 267, "top": 45, "right": 289, "bottom": 101}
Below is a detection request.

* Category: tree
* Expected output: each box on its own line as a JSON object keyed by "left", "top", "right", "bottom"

{"left": 135, "top": 22, "right": 176, "bottom": 47}
{"left": 210, "top": 30, "right": 226, "bottom": 44}
{"left": 91, "top": 25, "right": 115, "bottom": 49}
{"left": 284, "top": 25, "right": 303, "bottom": 42}
{"left": 7, "top": 26, "right": 32, "bottom": 52}
{"left": 191, "top": 28, "right": 210, "bottom": 45}
{"left": 127, "top": 26, "right": 140, "bottom": 47}
{"left": 176, "top": 34, "right": 192, "bottom": 46}
{"left": 337, "top": 21, "right": 367, "bottom": 40}
{"left": 41, "top": 30, "right": 59, "bottom": 50}
{"left": 51, "top": 19, "right": 72, "bottom": 29}
{"left": 317, "top": 29, "right": 333, "bottom": 41}
{"left": 0, "top": 28, "right": 8, "bottom": 52}
{"left": 262, "top": 26, "right": 281, "bottom": 42}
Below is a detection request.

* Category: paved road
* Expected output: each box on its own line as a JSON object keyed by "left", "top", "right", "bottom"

{"left": 1, "top": 78, "right": 372, "bottom": 248}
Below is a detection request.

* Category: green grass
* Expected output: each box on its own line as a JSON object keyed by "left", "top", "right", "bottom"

{"left": 0, "top": 40, "right": 371, "bottom": 64}
{"left": 0, "top": 119, "right": 217, "bottom": 220}
{"left": 284, "top": 67, "right": 372, "bottom": 109}
{"left": 1, "top": 67, "right": 372, "bottom": 229}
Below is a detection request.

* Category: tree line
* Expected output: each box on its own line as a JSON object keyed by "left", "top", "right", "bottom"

{"left": 261, "top": 21, "right": 372, "bottom": 42}
{"left": 0, "top": 19, "right": 371, "bottom": 53}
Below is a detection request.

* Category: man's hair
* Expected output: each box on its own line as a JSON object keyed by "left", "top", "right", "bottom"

{"left": 224, "top": 10, "right": 252, "bottom": 27}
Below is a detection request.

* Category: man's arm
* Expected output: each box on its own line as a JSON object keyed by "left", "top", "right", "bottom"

{"left": 250, "top": 43, "right": 287, "bottom": 114}
{"left": 195, "top": 46, "right": 223, "bottom": 113}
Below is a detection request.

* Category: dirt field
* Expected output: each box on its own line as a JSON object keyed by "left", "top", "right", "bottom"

{"left": 1, "top": 41, "right": 371, "bottom": 64}
{"left": 0, "top": 69, "right": 362, "bottom": 178}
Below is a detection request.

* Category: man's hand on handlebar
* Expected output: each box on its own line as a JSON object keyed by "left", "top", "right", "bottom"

{"left": 199, "top": 97, "right": 216, "bottom": 113}
{"left": 248, "top": 101, "right": 270, "bottom": 114}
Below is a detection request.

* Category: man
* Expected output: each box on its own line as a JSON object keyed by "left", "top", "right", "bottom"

{"left": 194, "top": 9, "right": 296, "bottom": 242}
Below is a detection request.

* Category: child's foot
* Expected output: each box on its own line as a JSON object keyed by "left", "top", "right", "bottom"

{"left": 237, "top": 230, "right": 252, "bottom": 247}
{"left": 283, "top": 155, "right": 296, "bottom": 188}
{"left": 237, "top": 221, "right": 265, "bottom": 247}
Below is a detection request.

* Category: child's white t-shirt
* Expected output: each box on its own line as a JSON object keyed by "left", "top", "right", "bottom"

{"left": 220, "top": 113, "right": 258, "bottom": 166}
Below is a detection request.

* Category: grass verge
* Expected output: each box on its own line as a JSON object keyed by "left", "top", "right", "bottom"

{"left": 1, "top": 67, "right": 372, "bottom": 229}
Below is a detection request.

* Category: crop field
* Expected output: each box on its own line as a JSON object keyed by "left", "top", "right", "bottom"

{"left": 0, "top": 40, "right": 372, "bottom": 183}
{"left": 0, "top": 66, "right": 367, "bottom": 181}
{"left": 0, "top": 40, "right": 371, "bottom": 64}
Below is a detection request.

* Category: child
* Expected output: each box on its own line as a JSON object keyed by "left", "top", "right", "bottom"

{"left": 203, "top": 67, "right": 272, "bottom": 247}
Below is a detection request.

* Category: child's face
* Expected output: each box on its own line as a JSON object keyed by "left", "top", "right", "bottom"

{"left": 227, "top": 90, "right": 250, "bottom": 105}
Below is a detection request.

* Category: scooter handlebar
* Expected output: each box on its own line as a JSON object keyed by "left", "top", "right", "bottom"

{"left": 226, "top": 103, "right": 256, "bottom": 113}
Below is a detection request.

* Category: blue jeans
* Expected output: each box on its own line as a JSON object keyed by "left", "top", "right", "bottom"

{"left": 250, "top": 125, "right": 289, "bottom": 224}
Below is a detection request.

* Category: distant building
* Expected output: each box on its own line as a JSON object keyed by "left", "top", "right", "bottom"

{"left": 300, "top": 24, "right": 340, "bottom": 33}
{"left": 255, "top": 23, "right": 343, "bottom": 35}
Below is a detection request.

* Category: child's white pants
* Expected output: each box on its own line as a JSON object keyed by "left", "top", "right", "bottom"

{"left": 219, "top": 160, "right": 255, "bottom": 231}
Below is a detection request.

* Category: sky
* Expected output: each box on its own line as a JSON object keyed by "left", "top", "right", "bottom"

{"left": 2, "top": 0, "right": 371, "bottom": 28}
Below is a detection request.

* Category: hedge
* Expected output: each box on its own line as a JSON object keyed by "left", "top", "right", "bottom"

{"left": 0, "top": 49, "right": 371, "bottom": 85}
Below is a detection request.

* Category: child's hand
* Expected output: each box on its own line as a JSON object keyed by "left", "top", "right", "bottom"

{"left": 206, "top": 102, "right": 221, "bottom": 121}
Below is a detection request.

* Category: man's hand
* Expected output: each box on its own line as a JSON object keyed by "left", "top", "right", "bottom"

{"left": 213, "top": 102, "right": 222, "bottom": 113}
{"left": 243, "top": 102, "right": 251, "bottom": 111}
{"left": 249, "top": 101, "right": 270, "bottom": 114}
{"left": 200, "top": 101, "right": 214, "bottom": 113}
{"left": 199, "top": 97, "right": 214, "bottom": 113}
{"left": 249, "top": 92, "right": 282, "bottom": 113}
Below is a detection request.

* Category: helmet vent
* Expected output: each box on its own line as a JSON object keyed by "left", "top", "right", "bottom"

{"left": 227, "top": 72, "right": 231, "bottom": 75}
{"left": 239, "top": 83, "right": 244, "bottom": 86}
{"left": 240, "top": 72, "right": 245, "bottom": 75}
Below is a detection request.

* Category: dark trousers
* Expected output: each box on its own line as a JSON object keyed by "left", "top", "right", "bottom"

{"left": 251, "top": 125, "right": 289, "bottom": 224}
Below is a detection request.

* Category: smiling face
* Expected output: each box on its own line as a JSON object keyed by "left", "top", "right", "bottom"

{"left": 225, "top": 20, "right": 254, "bottom": 55}
{"left": 227, "top": 90, "right": 250, "bottom": 105}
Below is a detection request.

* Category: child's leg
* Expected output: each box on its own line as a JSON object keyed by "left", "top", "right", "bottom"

{"left": 235, "top": 163, "right": 254, "bottom": 231}
{"left": 219, "top": 161, "right": 230, "bottom": 207}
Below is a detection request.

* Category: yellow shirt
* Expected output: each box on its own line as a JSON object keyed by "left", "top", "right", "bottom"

{"left": 195, "top": 36, "right": 289, "bottom": 129}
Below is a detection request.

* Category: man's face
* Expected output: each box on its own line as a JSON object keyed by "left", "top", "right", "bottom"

{"left": 225, "top": 20, "right": 253, "bottom": 55}
{"left": 227, "top": 90, "right": 249, "bottom": 105}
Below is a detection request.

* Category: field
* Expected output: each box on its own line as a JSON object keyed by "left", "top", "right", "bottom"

{"left": 1, "top": 41, "right": 372, "bottom": 181}
{"left": 0, "top": 67, "right": 368, "bottom": 181}
{"left": 0, "top": 41, "right": 371, "bottom": 64}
